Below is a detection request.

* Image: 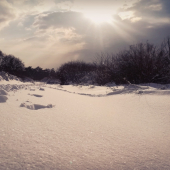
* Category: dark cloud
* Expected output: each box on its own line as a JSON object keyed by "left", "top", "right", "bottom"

{"left": 121, "top": 0, "right": 170, "bottom": 22}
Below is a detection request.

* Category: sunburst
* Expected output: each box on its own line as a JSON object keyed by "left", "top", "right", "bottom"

{"left": 84, "top": 12, "right": 113, "bottom": 24}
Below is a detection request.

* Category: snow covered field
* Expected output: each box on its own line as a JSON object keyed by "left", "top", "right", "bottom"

{"left": 0, "top": 78, "right": 170, "bottom": 169}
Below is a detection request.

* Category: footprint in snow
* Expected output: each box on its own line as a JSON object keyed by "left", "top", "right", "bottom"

{"left": 0, "top": 89, "right": 8, "bottom": 95}
{"left": 0, "top": 95, "right": 8, "bottom": 103}
{"left": 0, "top": 90, "right": 8, "bottom": 103}
{"left": 11, "top": 85, "right": 18, "bottom": 90}
{"left": 20, "top": 103, "right": 54, "bottom": 110}
{"left": 28, "top": 93, "right": 43, "bottom": 97}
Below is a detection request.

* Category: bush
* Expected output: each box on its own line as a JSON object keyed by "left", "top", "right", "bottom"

{"left": 24, "top": 67, "right": 54, "bottom": 81}
{"left": 56, "top": 61, "right": 96, "bottom": 85}
{"left": 1, "top": 36, "right": 170, "bottom": 85}
{"left": 95, "top": 37, "right": 170, "bottom": 84}
{"left": 114, "top": 40, "right": 170, "bottom": 84}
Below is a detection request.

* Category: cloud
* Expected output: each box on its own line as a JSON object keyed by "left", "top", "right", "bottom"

{"left": 33, "top": 11, "right": 89, "bottom": 31}
{"left": 0, "top": 0, "right": 17, "bottom": 30}
{"left": 0, "top": 0, "right": 170, "bottom": 68}
{"left": 119, "top": 0, "right": 170, "bottom": 24}
{"left": 72, "top": 0, "right": 136, "bottom": 13}
{"left": 54, "top": 0, "right": 73, "bottom": 5}
{"left": 0, "top": 11, "right": 86, "bottom": 68}
{"left": 6, "top": 0, "right": 73, "bottom": 10}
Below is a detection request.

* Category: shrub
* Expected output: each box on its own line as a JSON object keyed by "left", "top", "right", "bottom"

{"left": 24, "top": 67, "right": 53, "bottom": 80}
{"left": 95, "top": 38, "right": 170, "bottom": 84}
{"left": 114, "top": 41, "right": 170, "bottom": 84}
{"left": 56, "top": 61, "right": 96, "bottom": 85}
{"left": 93, "top": 53, "right": 115, "bottom": 85}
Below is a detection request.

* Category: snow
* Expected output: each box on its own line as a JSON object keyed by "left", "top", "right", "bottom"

{"left": 0, "top": 77, "right": 170, "bottom": 169}
{"left": 0, "top": 71, "right": 21, "bottom": 81}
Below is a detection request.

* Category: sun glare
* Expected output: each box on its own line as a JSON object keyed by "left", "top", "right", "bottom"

{"left": 84, "top": 12, "right": 113, "bottom": 24}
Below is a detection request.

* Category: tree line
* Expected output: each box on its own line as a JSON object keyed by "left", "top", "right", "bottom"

{"left": 0, "top": 36, "right": 170, "bottom": 85}
{"left": 0, "top": 51, "right": 56, "bottom": 81}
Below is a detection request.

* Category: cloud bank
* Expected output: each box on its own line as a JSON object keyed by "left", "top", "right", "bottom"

{"left": 0, "top": 0, "right": 170, "bottom": 68}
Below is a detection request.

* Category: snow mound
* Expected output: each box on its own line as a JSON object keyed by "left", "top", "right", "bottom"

{"left": 20, "top": 103, "right": 54, "bottom": 110}
{"left": 0, "top": 89, "right": 8, "bottom": 95}
{"left": 0, "top": 95, "right": 8, "bottom": 103}
{"left": 0, "top": 71, "right": 21, "bottom": 81}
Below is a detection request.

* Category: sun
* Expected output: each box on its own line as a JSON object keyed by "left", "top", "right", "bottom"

{"left": 84, "top": 12, "right": 113, "bottom": 24}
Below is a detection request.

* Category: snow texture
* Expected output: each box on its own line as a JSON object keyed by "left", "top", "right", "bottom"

{"left": 0, "top": 77, "right": 170, "bottom": 169}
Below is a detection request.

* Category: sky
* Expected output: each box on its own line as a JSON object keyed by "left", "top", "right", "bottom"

{"left": 0, "top": 0, "right": 170, "bottom": 68}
